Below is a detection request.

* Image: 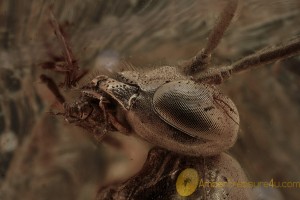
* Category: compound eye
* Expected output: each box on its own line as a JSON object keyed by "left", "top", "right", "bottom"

{"left": 152, "top": 80, "right": 239, "bottom": 141}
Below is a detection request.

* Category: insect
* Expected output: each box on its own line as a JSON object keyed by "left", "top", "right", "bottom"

{"left": 40, "top": 0, "right": 300, "bottom": 199}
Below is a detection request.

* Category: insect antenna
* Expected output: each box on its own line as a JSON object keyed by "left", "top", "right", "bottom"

{"left": 227, "top": 37, "right": 300, "bottom": 74}
{"left": 195, "top": 37, "right": 300, "bottom": 84}
{"left": 183, "top": 0, "right": 238, "bottom": 76}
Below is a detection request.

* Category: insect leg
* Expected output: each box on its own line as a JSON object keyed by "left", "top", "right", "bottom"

{"left": 49, "top": 11, "right": 86, "bottom": 89}
{"left": 97, "top": 96, "right": 129, "bottom": 134}
{"left": 40, "top": 74, "right": 65, "bottom": 104}
{"left": 107, "top": 113, "right": 130, "bottom": 134}
{"left": 183, "top": 0, "right": 238, "bottom": 75}
{"left": 99, "top": 96, "right": 110, "bottom": 134}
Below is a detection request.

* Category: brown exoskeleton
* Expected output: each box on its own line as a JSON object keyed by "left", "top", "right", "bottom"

{"left": 41, "top": 0, "right": 300, "bottom": 199}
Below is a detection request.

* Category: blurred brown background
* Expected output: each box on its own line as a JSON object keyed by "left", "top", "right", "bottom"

{"left": 0, "top": 0, "right": 299, "bottom": 199}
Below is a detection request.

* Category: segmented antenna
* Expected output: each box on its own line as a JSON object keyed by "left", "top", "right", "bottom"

{"left": 183, "top": 0, "right": 238, "bottom": 75}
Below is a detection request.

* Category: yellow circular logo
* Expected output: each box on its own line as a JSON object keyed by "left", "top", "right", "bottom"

{"left": 176, "top": 168, "right": 199, "bottom": 197}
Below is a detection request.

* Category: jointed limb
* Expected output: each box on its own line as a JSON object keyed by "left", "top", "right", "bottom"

{"left": 184, "top": 0, "right": 238, "bottom": 75}
{"left": 229, "top": 37, "right": 300, "bottom": 74}
{"left": 46, "top": 11, "right": 88, "bottom": 89}
{"left": 196, "top": 37, "right": 300, "bottom": 84}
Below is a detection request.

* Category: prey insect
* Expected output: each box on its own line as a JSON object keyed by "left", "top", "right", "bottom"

{"left": 41, "top": 0, "right": 300, "bottom": 199}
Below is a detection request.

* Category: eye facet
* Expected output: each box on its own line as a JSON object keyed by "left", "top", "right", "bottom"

{"left": 152, "top": 80, "right": 239, "bottom": 141}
